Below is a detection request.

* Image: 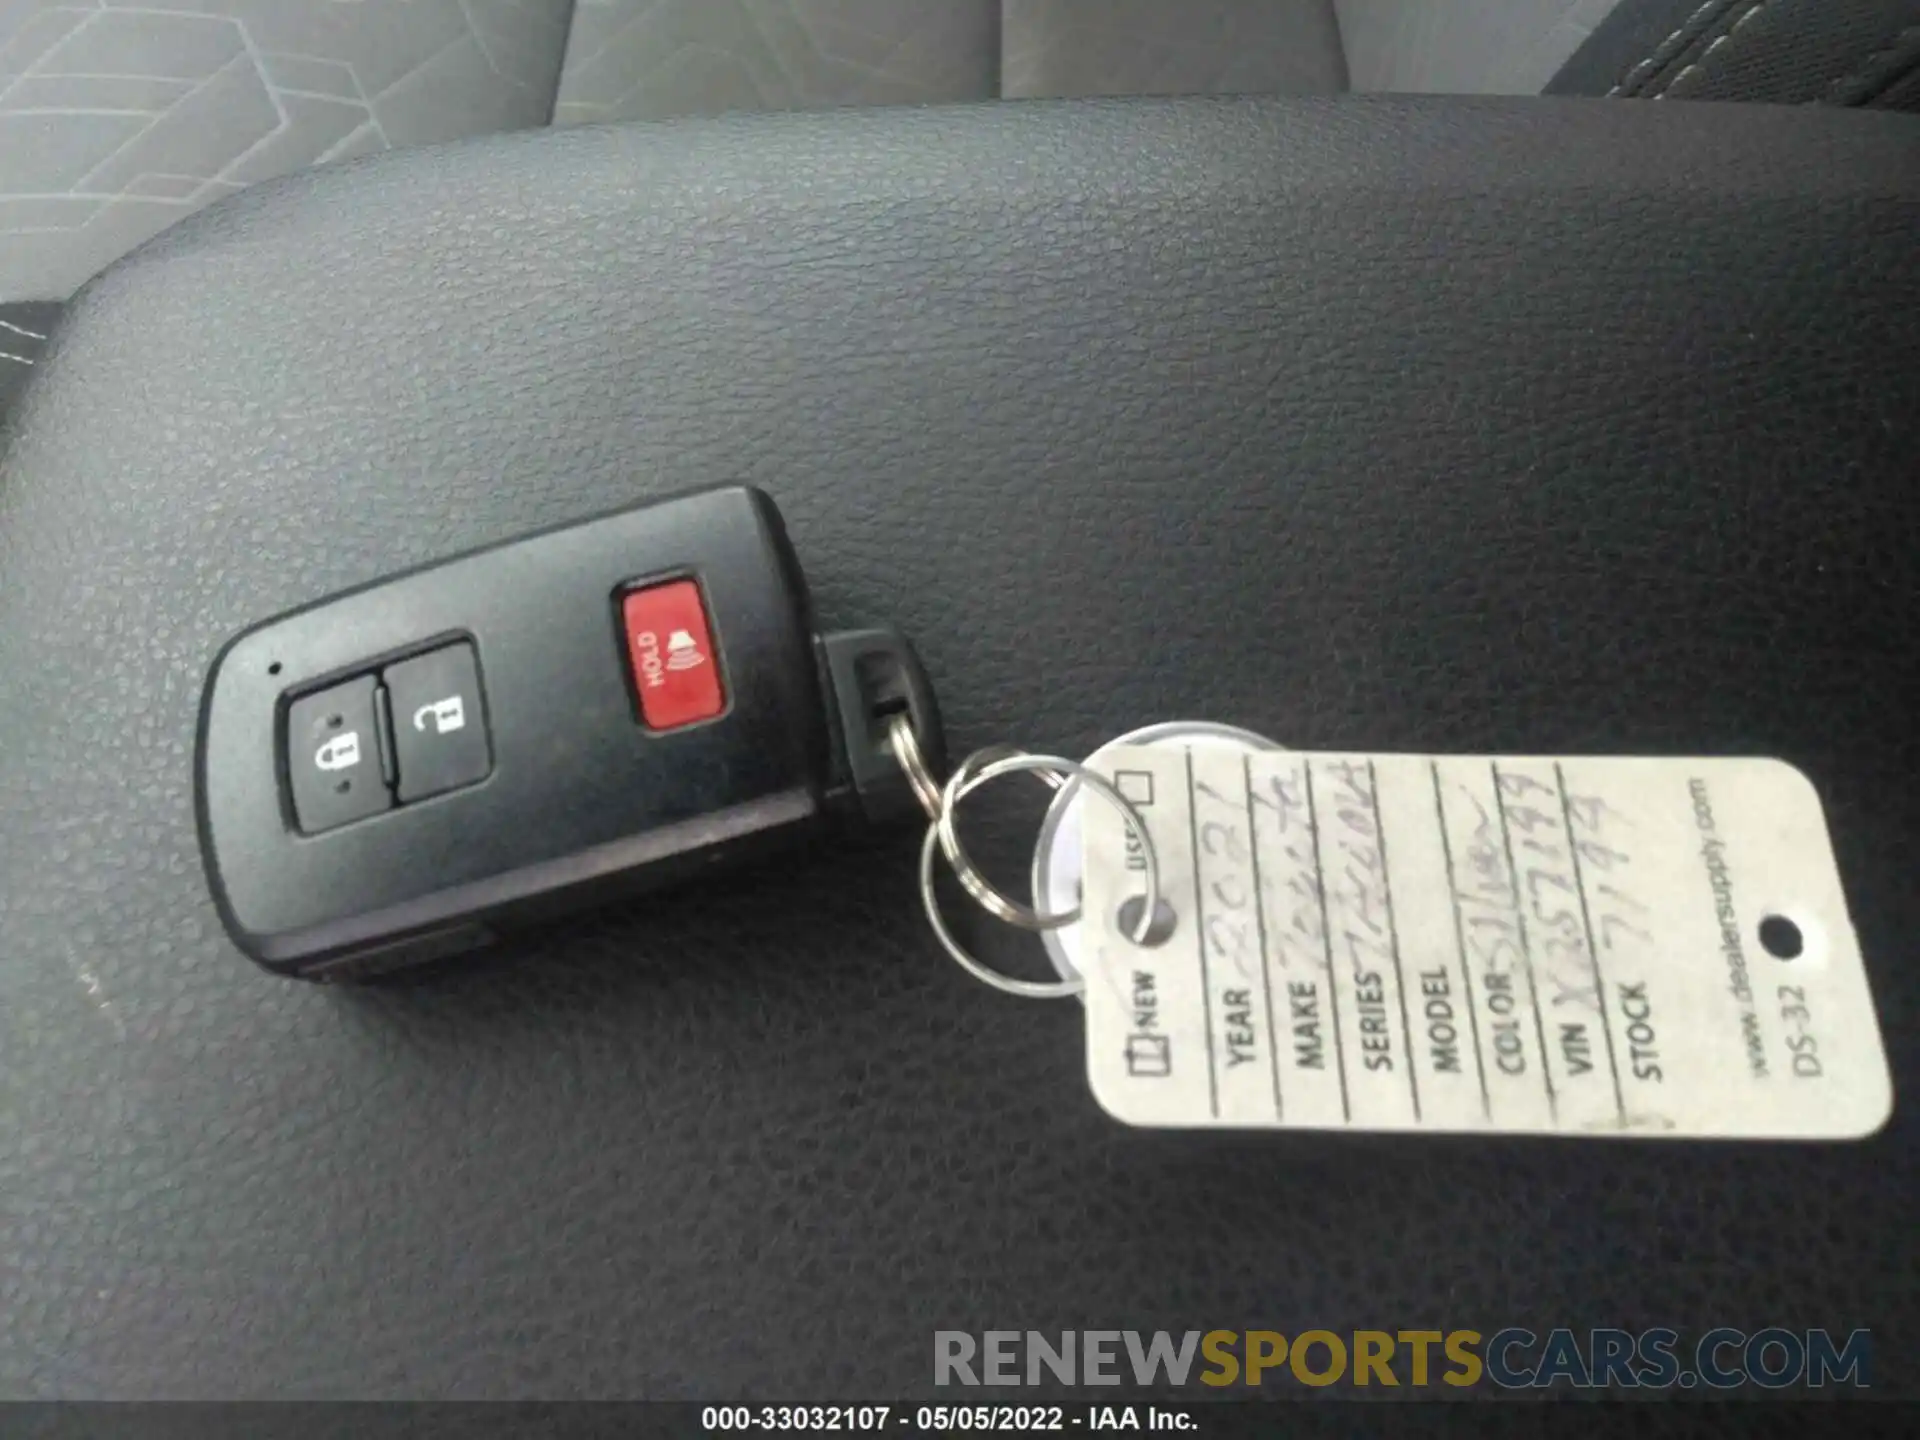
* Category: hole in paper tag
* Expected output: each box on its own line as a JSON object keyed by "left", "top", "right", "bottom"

{"left": 1114, "top": 895, "right": 1178, "bottom": 947}
{"left": 1761, "top": 914, "right": 1804, "bottom": 960}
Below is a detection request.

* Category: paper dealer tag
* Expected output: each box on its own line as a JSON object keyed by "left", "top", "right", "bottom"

{"left": 1080, "top": 750, "right": 1890, "bottom": 1138}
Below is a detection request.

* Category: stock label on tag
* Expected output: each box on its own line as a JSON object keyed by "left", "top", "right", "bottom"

{"left": 1080, "top": 750, "right": 1890, "bottom": 1138}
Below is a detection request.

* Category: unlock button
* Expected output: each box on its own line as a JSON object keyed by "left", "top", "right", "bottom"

{"left": 385, "top": 642, "right": 492, "bottom": 803}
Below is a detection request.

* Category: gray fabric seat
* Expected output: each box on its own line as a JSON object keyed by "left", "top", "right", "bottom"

{"left": 0, "top": 0, "right": 1694, "bottom": 302}
{"left": 2, "top": 0, "right": 576, "bottom": 299}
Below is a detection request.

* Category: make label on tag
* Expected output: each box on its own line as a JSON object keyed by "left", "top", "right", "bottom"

{"left": 1080, "top": 750, "right": 1890, "bottom": 1138}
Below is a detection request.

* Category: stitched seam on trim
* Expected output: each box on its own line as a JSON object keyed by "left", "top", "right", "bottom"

{"left": 1649, "top": 0, "right": 1772, "bottom": 98}
{"left": 1825, "top": 22, "right": 1920, "bottom": 104}
{"left": 1610, "top": 0, "right": 1735, "bottom": 95}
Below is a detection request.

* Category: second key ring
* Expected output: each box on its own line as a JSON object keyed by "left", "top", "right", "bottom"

{"left": 890, "top": 714, "right": 1071, "bottom": 932}
{"left": 937, "top": 745, "right": 1072, "bottom": 931}
{"left": 949, "top": 752, "right": 1163, "bottom": 948}
{"left": 916, "top": 751, "right": 1166, "bottom": 999}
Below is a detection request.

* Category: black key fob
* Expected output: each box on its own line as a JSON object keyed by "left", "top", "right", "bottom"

{"left": 196, "top": 486, "right": 942, "bottom": 980}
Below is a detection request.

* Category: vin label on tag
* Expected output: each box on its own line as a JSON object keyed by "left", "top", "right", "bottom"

{"left": 1080, "top": 751, "right": 1890, "bottom": 1138}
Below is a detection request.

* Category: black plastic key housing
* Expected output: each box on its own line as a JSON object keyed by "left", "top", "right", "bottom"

{"left": 197, "top": 486, "right": 941, "bottom": 979}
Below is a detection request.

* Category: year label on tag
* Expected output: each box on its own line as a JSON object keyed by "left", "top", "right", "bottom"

{"left": 1080, "top": 751, "right": 1890, "bottom": 1138}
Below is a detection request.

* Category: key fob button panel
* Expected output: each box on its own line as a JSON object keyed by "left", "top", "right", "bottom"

{"left": 286, "top": 675, "right": 392, "bottom": 834}
{"left": 386, "top": 641, "right": 493, "bottom": 802}
{"left": 199, "top": 486, "right": 833, "bottom": 974}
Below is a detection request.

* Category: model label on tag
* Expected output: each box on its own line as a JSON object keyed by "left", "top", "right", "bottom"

{"left": 1081, "top": 752, "right": 1890, "bottom": 1138}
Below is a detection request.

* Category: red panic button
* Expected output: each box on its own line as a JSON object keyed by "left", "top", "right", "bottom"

{"left": 622, "top": 579, "right": 726, "bottom": 730}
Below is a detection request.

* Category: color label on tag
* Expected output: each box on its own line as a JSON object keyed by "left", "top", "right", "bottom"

{"left": 1080, "top": 751, "right": 1890, "bottom": 1138}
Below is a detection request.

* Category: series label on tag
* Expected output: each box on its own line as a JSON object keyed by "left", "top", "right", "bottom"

{"left": 1080, "top": 750, "right": 1890, "bottom": 1138}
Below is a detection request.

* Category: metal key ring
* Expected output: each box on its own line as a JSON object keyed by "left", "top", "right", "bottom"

{"left": 936, "top": 745, "right": 1070, "bottom": 932}
{"left": 918, "top": 752, "right": 1164, "bottom": 1000}
{"left": 886, "top": 714, "right": 945, "bottom": 822}
{"left": 890, "top": 714, "right": 1069, "bottom": 928}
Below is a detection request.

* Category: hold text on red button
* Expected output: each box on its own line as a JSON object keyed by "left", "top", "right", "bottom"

{"left": 622, "top": 580, "right": 725, "bottom": 730}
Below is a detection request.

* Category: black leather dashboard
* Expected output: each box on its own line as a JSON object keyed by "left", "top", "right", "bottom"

{"left": 1, "top": 98, "right": 1917, "bottom": 1400}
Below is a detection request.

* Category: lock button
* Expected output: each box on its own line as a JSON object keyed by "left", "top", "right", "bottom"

{"left": 384, "top": 641, "right": 492, "bottom": 803}
{"left": 287, "top": 675, "right": 393, "bottom": 834}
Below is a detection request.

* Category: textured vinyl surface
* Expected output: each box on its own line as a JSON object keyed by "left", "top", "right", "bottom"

{"left": 2, "top": 98, "right": 1919, "bottom": 1399}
